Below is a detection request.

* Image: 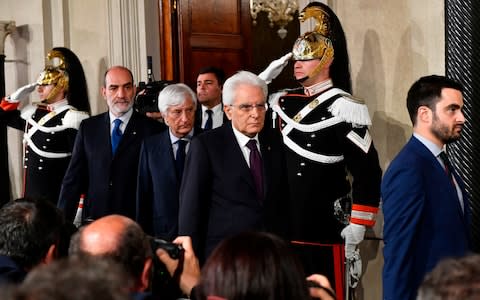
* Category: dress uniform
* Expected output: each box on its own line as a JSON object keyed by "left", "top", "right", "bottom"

{"left": 0, "top": 47, "right": 90, "bottom": 203}
{"left": 271, "top": 81, "right": 381, "bottom": 243}
{"left": 263, "top": 2, "right": 382, "bottom": 298}
{"left": 20, "top": 102, "right": 88, "bottom": 202}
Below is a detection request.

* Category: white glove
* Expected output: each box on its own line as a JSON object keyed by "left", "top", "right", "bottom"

{"left": 6, "top": 82, "right": 37, "bottom": 103}
{"left": 258, "top": 52, "right": 293, "bottom": 84}
{"left": 341, "top": 223, "right": 366, "bottom": 259}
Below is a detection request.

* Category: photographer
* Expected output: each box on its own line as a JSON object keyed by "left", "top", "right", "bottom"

{"left": 68, "top": 214, "right": 198, "bottom": 300}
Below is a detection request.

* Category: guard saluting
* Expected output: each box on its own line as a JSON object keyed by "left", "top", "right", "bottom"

{"left": 0, "top": 47, "right": 90, "bottom": 203}
{"left": 264, "top": 2, "right": 382, "bottom": 297}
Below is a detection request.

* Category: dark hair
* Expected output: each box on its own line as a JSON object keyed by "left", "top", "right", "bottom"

{"left": 304, "top": 2, "right": 352, "bottom": 93}
{"left": 70, "top": 221, "right": 151, "bottom": 284}
{"left": 0, "top": 198, "right": 65, "bottom": 270}
{"left": 51, "top": 47, "right": 91, "bottom": 114}
{"left": 406, "top": 75, "right": 463, "bottom": 125}
{"left": 15, "top": 257, "right": 130, "bottom": 300}
{"left": 417, "top": 254, "right": 480, "bottom": 300}
{"left": 198, "top": 66, "right": 226, "bottom": 86}
{"left": 196, "top": 232, "right": 310, "bottom": 300}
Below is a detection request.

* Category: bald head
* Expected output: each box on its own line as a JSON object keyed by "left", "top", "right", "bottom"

{"left": 69, "top": 215, "right": 152, "bottom": 291}
{"left": 80, "top": 215, "right": 134, "bottom": 255}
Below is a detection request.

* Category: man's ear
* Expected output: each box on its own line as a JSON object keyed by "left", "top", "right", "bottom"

{"left": 224, "top": 104, "right": 233, "bottom": 120}
{"left": 138, "top": 258, "right": 153, "bottom": 292}
{"left": 417, "top": 106, "right": 432, "bottom": 124}
{"left": 101, "top": 87, "right": 107, "bottom": 99}
{"left": 43, "top": 244, "right": 57, "bottom": 264}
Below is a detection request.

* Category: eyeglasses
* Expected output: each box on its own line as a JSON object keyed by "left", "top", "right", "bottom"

{"left": 229, "top": 103, "right": 268, "bottom": 112}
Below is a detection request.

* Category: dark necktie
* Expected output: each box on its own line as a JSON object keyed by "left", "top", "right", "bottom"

{"left": 246, "top": 139, "right": 264, "bottom": 201}
{"left": 111, "top": 119, "right": 123, "bottom": 155}
{"left": 439, "top": 151, "right": 454, "bottom": 183}
{"left": 204, "top": 109, "right": 213, "bottom": 130}
{"left": 175, "top": 139, "right": 187, "bottom": 179}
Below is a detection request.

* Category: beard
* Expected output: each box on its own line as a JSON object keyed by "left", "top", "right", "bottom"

{"left": 430, "top": 114, "right": 462, "bottom": 144}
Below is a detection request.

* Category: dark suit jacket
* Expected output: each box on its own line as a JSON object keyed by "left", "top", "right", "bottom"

{"left": 178, "top": 122, "right": 290, "bottom": 261}
{"left": 381, "top": 136, "right": 471, "bottom": 300}
{"left": 136, "top": 128, "right": 201, "bottom": 240}
{"left": 58, "top": 111, "right": 165, "bottom": 222}
{"left": 0, "top": 255, "right": 27, "bottom": 286}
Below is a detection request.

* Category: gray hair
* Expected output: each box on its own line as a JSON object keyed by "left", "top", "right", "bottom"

{"left": 157, "top": 83, "right": 197, "bottom": 114}
{"left": 222, "top": 71, "right": 268, "bottom": 106}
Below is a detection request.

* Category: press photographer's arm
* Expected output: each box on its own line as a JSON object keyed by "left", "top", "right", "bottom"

{"left": 156, "top": 236, "right": 201, "bottom": 297}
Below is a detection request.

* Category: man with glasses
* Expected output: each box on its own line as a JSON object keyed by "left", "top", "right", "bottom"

{"left": 178, "top": 71, "right": 290, "bottom": 263}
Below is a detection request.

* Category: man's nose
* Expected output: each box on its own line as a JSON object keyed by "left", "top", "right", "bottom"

{"left": 117, "top": 87, "right": 126, "bottom": 98}
{"left": 458, "top": 111, "right": 466, "bottom": 123}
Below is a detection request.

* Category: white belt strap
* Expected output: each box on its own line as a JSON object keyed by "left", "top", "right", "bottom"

{"left": 23, "top": 134, "right": 72, "bottom": 159}
{"left": 283, "top": 134, "right": 344, "bottom": 163}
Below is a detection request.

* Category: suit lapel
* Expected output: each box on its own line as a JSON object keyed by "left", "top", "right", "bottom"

{"left": 411, "top": 137, "right": 468, "bottom": 225}
{"left": 113, "top": 112, "right": 141, "bottom": 157}
{"left": 258, "top": 130, "right": 272, "bottom": 200}
{"left": 223, "top": 124, "right": 257, "bottom": 192}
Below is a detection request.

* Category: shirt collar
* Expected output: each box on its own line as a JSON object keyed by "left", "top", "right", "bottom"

{"left": 413, "top": 132, "right": 444, "bottom": 157}
{"left": 169, "top": 129, "right": 194, "bottom": 144}
{"left": 304, "top": 79, "right": 333, "bottom": 96}
{"left": 38, "top": 99, "right": 69, "bottom": 111}
{"left": 231, "top": 125, "right": 259, "bottom": 148}
{"left": 202, "top": 103, "right": 223, "bottom": 115}
{"left": 109, "top": 108, "right": 133, "bottom": 124}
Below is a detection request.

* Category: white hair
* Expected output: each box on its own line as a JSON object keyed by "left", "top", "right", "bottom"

{"left": 157, "top": 83, "right": 197, "bottom": 114}
{"left": 222, "top": 71, "right": 268, "bottom": 106}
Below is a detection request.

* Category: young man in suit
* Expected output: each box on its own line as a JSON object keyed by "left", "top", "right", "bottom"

{"left": 179, "top": 71, "right": 290, "bottom": 262}
{"left": 57, "top": 66, "right": 165, "bottom": 223}
{"left": 382, "top": 75, "right": 470, "bottom": 300}
{"left": 195, "top": 66, "right": 228, "bottom": 130}
{"left": 136, "top": 83, "right": 200, "bottom": 240}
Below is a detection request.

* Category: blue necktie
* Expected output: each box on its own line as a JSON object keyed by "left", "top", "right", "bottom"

{"left": 204, "top": 109, "right": 213, "bottom": 130}
{"left": 175, "top": 139, "right": 187, "bottom": 179}
{"left": 111, "top": 119, "right": 123, "bottom": 155}
{"left": 246, "top": 139, "right": 263, "bottom": 202}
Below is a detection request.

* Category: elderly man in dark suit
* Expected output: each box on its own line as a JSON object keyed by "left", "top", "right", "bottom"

{"left": 136, "top": 83, "right": 201, "bottom": 240}
{"left": 57, "top": 66, "right": 165, "bottom": 223}
{"left": 382, "top": 75, "right": 470, "bottom": 300}
{"left": 179, "top": 70, "right": 290, "bottom": 262}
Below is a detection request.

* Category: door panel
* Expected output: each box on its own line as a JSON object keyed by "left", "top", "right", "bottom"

{"left": 177, "top": 0, "right": 252, "bottom": 88}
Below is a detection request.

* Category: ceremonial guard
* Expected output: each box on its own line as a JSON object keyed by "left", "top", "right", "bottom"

{"left": 265, "top": 2, "right": 382, "bottom": 297}
{"left": 0, "top": 47, "right": 90, "bottom": 203}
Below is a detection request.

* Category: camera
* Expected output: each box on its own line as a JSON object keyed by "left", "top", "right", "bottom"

{"left": 149, "top": 237, "right": 184, "bottom": 298}
{"left": 150, "top": 237, "right": 183, "bottom": 259}
{"left": 135, "top": 80, "right": 173, "bottom": 114}
{"left": 134, "top": 56, "right": 173, "bottom": 115}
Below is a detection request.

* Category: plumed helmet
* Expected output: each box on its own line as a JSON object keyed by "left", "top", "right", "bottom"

{"left": 292, "top": 31, "right": 334, "bottom": 62}
{"left": 38, "top": 47, "right": 91, "bottom": 113}
{"left": 292, "top": 2, "right": 352, "bottom": 93}
{"left": 36, "top": 66, "right": 68, "bottom": 86}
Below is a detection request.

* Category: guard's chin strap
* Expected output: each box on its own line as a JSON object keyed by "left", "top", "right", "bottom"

{"left": 297, "top": 76, "right": 308, "bottom": 83}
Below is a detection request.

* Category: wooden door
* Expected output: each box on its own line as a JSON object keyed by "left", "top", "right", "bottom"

{"left": 176, "top": 0, "right": 252, "bottom": 88}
